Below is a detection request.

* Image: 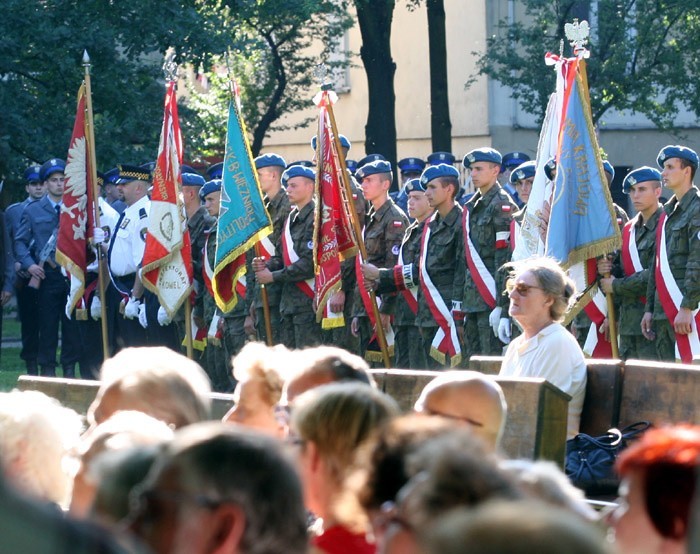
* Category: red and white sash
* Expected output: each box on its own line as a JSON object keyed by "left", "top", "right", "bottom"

{"left": 281, "top": 214, "right": 315, "bottom": 299}
{"left": 258, "top": 235, "right": 275, "bottom": 260}
{"left": 397, "top": 229, "right": 418, "bottom": 315}
{"left": 420, "top": 213, "right": 461, "bottom": 366}
{"left": 654, "top": 211, "right": 700, "bottom": 363}
{"left": 463, "top": 209, "right": 496, "bottom": 309}
{"left": 621, "top": 215, "right": 646, "bottom": 305}
{"left": 582, "top": 258, "right": 613, "bottom": 358}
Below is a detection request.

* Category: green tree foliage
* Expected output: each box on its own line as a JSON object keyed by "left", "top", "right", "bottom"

{"left": 472, "top": 1, "right": 700, "bottom": 127}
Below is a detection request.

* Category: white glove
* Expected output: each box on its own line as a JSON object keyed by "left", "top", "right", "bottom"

{"left": 157, "top": 306, "right": 172, "bottom": 326}
{"left": 488, "top": 306, "right": 502, "bottom": 336}
{"left": 138, "top": 302, "right": 148, "bottom": 328}
{"left": 65, "top": 297, "right": 72, "bottom": 320}
{"left": 90, "top": 295, "right": 102, "bottom": 320}
{"left": 124, "top": 296, "right": 140, "bottom": 319}
{"left": 92, "top": 226, "right": 107, "bottom": 245}
{"left": 498, "top": 317, "right": 511, "bottom": 344}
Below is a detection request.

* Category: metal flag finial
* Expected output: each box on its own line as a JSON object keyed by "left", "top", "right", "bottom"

{"left": 314, "top": 63, "right": 332, "bottom": 91}
{"left": 163, "top": 49, "right": 178, "bottom": 82}
{"left": 82, "top": 50, "right": 90, "bottom": 66}
{"left": 564, "top": 19, "right": 590, "bottom": 58}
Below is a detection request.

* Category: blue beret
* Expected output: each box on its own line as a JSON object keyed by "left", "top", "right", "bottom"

{"left": 281, "top": 165, "right": 315, "bottom": 186}
{"left": 24, "top": 164, "right": 42, "bottom": 183}
{"left": 404, "top": 178, "right": 425, "bottom": 194}
{"left": 502, "top": 151, "right": 531, "bottom": 169}
{"left": 463, "top": 148, "right": 502, "bottom": 168}
{"left": 509, "top": 160, "right": 537, "bottom": 184}
{"left": 311, "top": 134, "right": 351, "bottom": 151}
{"left": 357, "top": 154, "right": 386, "bottom": 168}
{"left": 40, "top": 158, "right": 66, "bottom": 181}
{"left": 427, "top": 151, "right": 456, "bottom": 166}
{"left": 103, "top": 168, "right": 121, "bottom": 185}
{"left": 255, "top": 153, "right": 287, "bottom": 170}
{"left": 622, "top": 166, "right": 662, "bottom": 194}
{"left": 602, "top": 160, "right": 615, "bottom": 179}
{"left": 287, "top": 160, "right": 314, "bottom": 169}
{"left": 356, "top": 160, "right": 392, "bottom": 180}
{"left": 544, "top": 158, "right": 557, "bottom": 181}
{"left": 206, "top": 162, "right": 224, "bottom": 180}
{"left": 398, "top": 157, "right": 426, "bottom": 174}
{"left": 181, "top": 164, "right": 198, "bottom": 175}
{"left": 118, "top": 164, "right": 151, "bottom": 183}
{"left": 345, "top": 159, "right": 358, "bottom": 173}
{"left": 200, "top": 179, "right": 222, "bottom": 199}
{"left": 420, "top": 163, "right": 459, "bottom": 186}
{"left": 657, "top": 145, "right": 699, "bottom": 169}
{"left": 182, "top": 172, "right": 206, "bottom": 187}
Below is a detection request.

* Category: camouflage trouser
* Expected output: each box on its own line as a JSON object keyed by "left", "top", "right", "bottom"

{"left": 462, "top": 311, "right": 504, "bottom": 364}
{"left": 619, "top": 333, "right": 658, "bottom": 361}
{"left": 357, "top": 316, "right": 393, "bottom": 367}
{"left": 204, "top": 341, "right": 234, "bottom": 393}
{"left": 221, "top": 315, "right": 247, "bottom": 390}
{"left": 255, "top": 306, "right": 281, "bottom": 346}
{"left": 572, "top": 323, "right": 589, "bottom": 351}
{"left": 652, "top": 318, "right": 677, "bottom": 362}
{"left": 394, "top": 324, "right": 428, "bottom": 369}
{"left": 418, "top": 326, "right": 446, "bottom": 370}
{"left": 280, "top": 311, "right": 323, "bottom": 350}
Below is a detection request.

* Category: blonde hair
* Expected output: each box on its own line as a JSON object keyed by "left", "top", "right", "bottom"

{"left": 232, "top": 342, "right": 286, "bottom": 406}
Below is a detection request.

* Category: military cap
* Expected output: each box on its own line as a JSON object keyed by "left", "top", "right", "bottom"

{"left": 501, "top": 151, "right": 530, "bottom": 172}
{"left": 357, "top": 154, "right": 386, "bottom": 168}
{"left": 544, "top": 158, "right": 557, "bottom": 181}
{"left": 182, "top": 172, "right": 206, "bottom": 187}
{"left": 103, "top": 168, "right": 122, "bottom": 186}
{"left": 140, "top": 161, "right": 156, "bottom": 173}
{"left": 404, "top": 178, "right": 425, "bottom": 194}
{"left": 310, "top": 134, "right": 351, "bottom": 151}
{"left": 181, "top": 164, "right": 198, "bottom": 175}
{"left": 118, "top": 164, "right": 151, "bottom": 183}
{"left": 427, "top": 151, "right": 456, "bottom": 166}
{"left": 657, "top": 145, "right": 699, "bottom": 169}
{"left": 462, "top": 148, "right": 502, "bottom": 169}
{"left": 281, "top": 165, "right": 315, "bottom": 187}
{"left": 622, "top": 166, "right": 662, "bottom": 194}
{"left": 206, "top": 162, "right": 224, "bottom": 180}
{"left": 40, "top": 159, "right": 66, "bottom": 181}
{"left": 397, "top": 157, "right": 426, "bottom": 174}
{"left": 200, "top": 179, "right": 222, "bottom": 200}
{"left": 345, "top": 160, "right": 359, "bottom": 174}
{"left": 255, "top": 153, "right": 287, "bottom": 169}
{"left": 602, "top": 160, "right": 615, "bottom": 179}
{"left": 24, "top": 164, "right": 42, "bottom": 183}
{"left": 287, "top": 160, "right": 315, "bottom": 169}
{"left": 356, "top": 159, "right": 392, "bottom": 180}
{"left": 420, "top": 163, "right": 459, "bottom": 186}
{"left": 509, "top": 160, "right": 537, "bottom": 185}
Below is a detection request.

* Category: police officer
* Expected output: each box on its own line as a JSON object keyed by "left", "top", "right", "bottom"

{"left": 6, "top": 164, "right": 45, "bottom": 374}
{"left": 459, "top": 148, "right": 518, "bottom": 361}
{"left": 246, "top": 153, "right": 291, "bottom": 345}
{"left": 15, "top": 159, "right": 81, "bottom": 377}
{"left": 597, "top": 167, "right": 663, "bottom": 360}
{"left": 253, "top": 165, "right": 321, "bottom": 349}
{"left": 105, "top": 164, "right": 151, "bottom": 353}
{"left": 351, "top": 159, "right": 408, "bottom": 361}
{"left": 642, "top": 145, "right": 700, "bottom": 362}
{"left": 101, "top": 168, "right": 126, "bottom": 213}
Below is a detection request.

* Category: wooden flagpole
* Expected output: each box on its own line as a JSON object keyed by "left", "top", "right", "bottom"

{"left": 82, "top": 51, "right": 110, "bottom": 360}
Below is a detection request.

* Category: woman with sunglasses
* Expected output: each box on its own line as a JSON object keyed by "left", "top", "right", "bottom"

{"left": 498, "top": 257, "right": 587, "bottom": 438}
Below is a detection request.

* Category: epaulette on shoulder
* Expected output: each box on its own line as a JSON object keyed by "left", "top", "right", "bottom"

{"left": 139, "top": 207, "right": 147, "bottom": 219}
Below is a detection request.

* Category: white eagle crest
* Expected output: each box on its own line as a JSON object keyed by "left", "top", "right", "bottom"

{"left": 564, "top": 20, "right": 590, "bottom": 51}
{"left": 64, "top": 136, "right": 88, "bottom": 240}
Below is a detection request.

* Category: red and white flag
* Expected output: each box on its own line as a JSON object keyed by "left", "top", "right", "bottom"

{"left": 141, "top": 81, "right": 193, "bottom": 317}
{"left": 57, "top": 83, "right": 96, "bottom": 320}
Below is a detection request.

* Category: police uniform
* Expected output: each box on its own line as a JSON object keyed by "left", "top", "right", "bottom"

{"left": 102, "top": 168, "right": 127, "bottom": 214}
{"left": 14, "top": 159, "right": 81, "bottom": 377}
{"left": 106, "top": 165, "right": 150, "bottom": 353}
{"left": 645, "top": 146, "right": 700, "bottom": 361}
{"left": 459, "top": 149, "right": 518, "bottom": 360}
{"left": 353, "top": 160, "right": 408, "bottom": 360}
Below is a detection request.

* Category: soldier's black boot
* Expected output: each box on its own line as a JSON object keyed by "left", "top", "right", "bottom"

{"left": 26, "top": 360, "right": 38, "bottom": 376}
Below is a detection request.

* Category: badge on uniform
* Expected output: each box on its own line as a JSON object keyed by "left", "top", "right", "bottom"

{"left": 392, "top": 220, "right": 403, "bottom": 227}
{"left": 501, "top": 205, "right": 512, "bottom": 213}
{"left": 140, "top": 228, "right": 148, "bottom": 242}
{"left": 120, "top": 218, "right": 130, "bottom": 229}
{"left": 307, "top": 241, "right": 314, "bottom": 249}
{"left": 392, "top": 244, "right": 400, "bottom": 255}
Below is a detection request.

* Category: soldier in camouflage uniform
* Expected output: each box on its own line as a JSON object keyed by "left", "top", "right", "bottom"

{"left": 458, "top": 148, "right": 518, "bottom": 361}
{"left": 642, "top": 145, "right": 700, "bottom": 362}
{"left": 351, "top": 159, "right": 408, "bottom": 361}
{"left": 253, "top": 165, "right": 321, "bottom": 349}
{"left": 597, "top": 167, "right": 662, "bottom": 361}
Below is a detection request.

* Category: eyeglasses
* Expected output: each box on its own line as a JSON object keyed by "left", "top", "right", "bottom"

{"left": 506, "top": 280, "right": 544, "bottom": 296}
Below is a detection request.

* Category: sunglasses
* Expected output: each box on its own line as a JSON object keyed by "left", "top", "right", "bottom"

{"left": 506, "top": 281, "right": 543, "bottom": 296}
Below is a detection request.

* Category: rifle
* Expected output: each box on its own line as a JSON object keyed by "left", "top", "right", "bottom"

{"left": 28, "top": 229, "right": 58, "bottom": 289}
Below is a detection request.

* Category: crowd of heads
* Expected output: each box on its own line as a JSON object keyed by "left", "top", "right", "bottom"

{"left": 0, "top": 341, "right": 697, "bottom": 554}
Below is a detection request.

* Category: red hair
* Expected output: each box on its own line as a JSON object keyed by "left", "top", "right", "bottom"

{"left": 617, "top": 425, "right": 700, "bottom": 540}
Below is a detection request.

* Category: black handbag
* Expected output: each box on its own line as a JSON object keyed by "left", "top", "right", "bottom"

{"left": 565, "top": 421, "right": 651, "bottom": 495}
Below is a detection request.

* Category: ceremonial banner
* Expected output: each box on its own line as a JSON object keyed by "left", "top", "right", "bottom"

{"left": 57, "top": 83, "right": 96, "bottom": 319}
{"left": 141, "top": 81, "right": 193, "bottom": 317}
{"left": 213, "top": 99, "right": 272, "bottom": 312}
{"left": 313, "top": 94, "right": 358, "bottom": 327}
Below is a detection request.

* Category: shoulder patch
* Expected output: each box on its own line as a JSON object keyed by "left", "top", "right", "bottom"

{"left": 391, "top": 244, "right": 400, "bottom": 256}
{"left": 501, "top": 205, "right": 512, "bottom": 213}
{"left": 140, "top": 228, "right": 148, "bottom": 242}
{"left": 307, "top": 240, "right": 314, "bottom": 250}
{"left": 139, "top": 208, "right": 147, "bottom": 219}
{"left": 392, "top": 220, "right": 403, "bottom": 227}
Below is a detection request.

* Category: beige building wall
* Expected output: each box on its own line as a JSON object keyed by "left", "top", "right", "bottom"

{"left": 259, "top": 0, "right": 492, "bottom": 165}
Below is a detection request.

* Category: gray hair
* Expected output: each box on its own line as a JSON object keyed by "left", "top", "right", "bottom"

{"left": 507, "top": 257, "right": 576, "bottom": 322}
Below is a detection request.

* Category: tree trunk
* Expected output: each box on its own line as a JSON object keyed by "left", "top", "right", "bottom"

{"left": 355, "top": 0, "right": 398, "bottom": 190}
{"left": 427, "top": 0, "right": 451, "bottom": 153}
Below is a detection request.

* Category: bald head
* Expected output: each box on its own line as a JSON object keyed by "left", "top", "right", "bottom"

{"left": 414, "top": 372, "right": 507, "bottom": 451}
